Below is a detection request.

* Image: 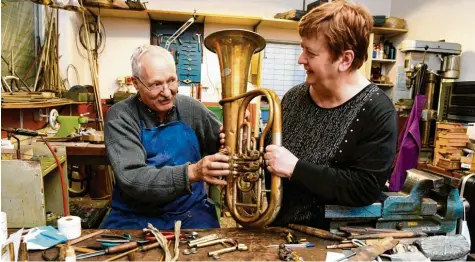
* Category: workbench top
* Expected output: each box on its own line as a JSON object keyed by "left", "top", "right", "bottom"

{"left": 32, "top": 227, "right": 333, "bottom": 261}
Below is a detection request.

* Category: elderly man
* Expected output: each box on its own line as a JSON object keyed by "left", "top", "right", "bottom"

{"left": 263, "top": 1, "right": 398, "bottom": 228}
{"left": 103, "top": 45, "right": 229, "bottom": 229}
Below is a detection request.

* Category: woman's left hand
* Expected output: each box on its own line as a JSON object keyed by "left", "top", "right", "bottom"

{"left": 264, "top": 145, "right": 298, "bottom": 179}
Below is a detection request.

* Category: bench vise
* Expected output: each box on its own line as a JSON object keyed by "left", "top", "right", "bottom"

{"left": 325, "top": 169, "right": 464, "bottom": 234}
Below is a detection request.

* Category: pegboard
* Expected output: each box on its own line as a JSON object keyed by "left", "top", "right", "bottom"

{"left": 151, "top": 20, "right": 204, "bottom": 86}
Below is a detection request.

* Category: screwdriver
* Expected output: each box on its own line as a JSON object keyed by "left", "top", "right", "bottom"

{"left": 76, "top": 242, "right": 138, "bottom": 260}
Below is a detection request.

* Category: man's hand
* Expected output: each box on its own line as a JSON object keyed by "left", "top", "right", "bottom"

{"left": 219, "top": 126, "right": 225, "bottom": 148}
{"left": 188, "top": 153, "right": 230, "bottom": 185}
{"left": 218, "top": 109, "right": 250, "bottom": 148}
{"left": 264, "top": 145, "right": 298, "bottom": 179}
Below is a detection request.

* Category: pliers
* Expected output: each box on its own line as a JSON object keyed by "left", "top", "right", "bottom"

{"left": 144, "top": 232, "right": 185, "bottom": 242}
{"left": 97, "top": 233, "right": 149, "bottom": 247}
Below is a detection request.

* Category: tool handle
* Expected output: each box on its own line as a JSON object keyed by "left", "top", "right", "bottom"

{"left": 106, "top": 242, "right": 138, "bottom": 254}
{"left": 69, "top": 230, "right": 105, "bottom": 245}
{"left": 140, "top": 242, "right": 161, "bottom": 252}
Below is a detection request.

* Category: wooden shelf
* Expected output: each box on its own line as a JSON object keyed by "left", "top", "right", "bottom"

{"left": 87, "top": 6, "right": 292, "bottom": 29}
{"left": 372, "top": 59, "right": 396, "bottom": 63}
{"left": 40, "top": 156, "right": 67, "bottom": 176}
{"left": 86, "top": 7, "right": 409, "bottom": 36}
{"left": 2, "top": 100, "right": 86, "bottom": 109}
{"left": 259, "top": 18, "right": 298, "bottom": 30}
{"left": 372, "top": 27, "right": 408, "bottom": 37}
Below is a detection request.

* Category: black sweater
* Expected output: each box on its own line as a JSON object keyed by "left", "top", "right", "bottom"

{"left": 271, "top": 83, "right": 397, "bottom": 227}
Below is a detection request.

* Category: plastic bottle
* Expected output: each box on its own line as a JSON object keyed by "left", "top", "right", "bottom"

{"left": 389, "top": 43, "right": 396, "bottom": 60}
{"left": 384, "top": 40, "right": 390, "bottom": 59}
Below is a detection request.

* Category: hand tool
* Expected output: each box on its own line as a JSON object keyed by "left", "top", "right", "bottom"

{"left": 288, "top": 224, "right": 346, "bottom": 241}
{"left": 182, "top": 49, "right": 196, "bottom": 53}
{"left": 182, "top": 58, "right": 199, "bottom": 62}
{"left": 178, "top": 67, "right": 195, "bottom": 71}
{"left": 56, "top": 244, "right": 96, "bottom": 253}
{"left": 267, "top": 243, "right": 315, "bottom": 248}
{"left": 192, "top": 238, "right": 236, "bottom": 248}
{"left": 180, "top": 73, "right": 198, "bottom": 77}
{"left": 97, "top": 233, "right": 149, "bottom": 245}
{"left": 76, "top": 242, "right": 138, "bottom": 260}
{"left": 208, "top": 243, "right": 248, "bottom": 260}
{"left": 144, "top": 232, "right": 184, "bottom": 242}
{"left": 175, "top": 51, "right": 180, "bottom": 65}
{"left": 181, "top": 79, "right": 194, "bottom": 84}
{"left": 339, "top": 226, "right": 401, "bottom": 235}
{"left": 347, "top": 231, "right": 427, "bottom": 240}
{"left": 196, "top": 33, "right": 201, "bottom": 52}
{"left": 188, "top": 234, "right": 220, "bottom": 247}
{"left": 69, "top": 230, "right": 105, "bottom": 245}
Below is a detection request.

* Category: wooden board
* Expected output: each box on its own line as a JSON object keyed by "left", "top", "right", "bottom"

{"left": 29, "top": 228, "right": 332, "bottom": 261}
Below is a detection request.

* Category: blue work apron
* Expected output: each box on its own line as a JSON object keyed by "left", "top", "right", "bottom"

{"left": 103, "top": 107, "right": 220, "bottom": 229}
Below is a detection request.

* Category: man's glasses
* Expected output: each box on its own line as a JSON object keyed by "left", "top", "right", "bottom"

{"left": 134, "top": 76, "right": 180, "bottom": 92}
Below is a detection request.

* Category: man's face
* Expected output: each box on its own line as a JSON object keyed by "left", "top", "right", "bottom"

{"left": 134, "top": 55, "right": 178, "bottom": 114}
{"left": 298, "top": 35, "right": 340, "bottom": 87}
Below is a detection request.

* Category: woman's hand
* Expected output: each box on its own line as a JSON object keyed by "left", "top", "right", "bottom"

{"left": 264, "top": 145, "right": 298, "bottom": 179}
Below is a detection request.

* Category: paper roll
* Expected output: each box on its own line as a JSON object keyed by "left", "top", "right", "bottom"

{"left": 58, "top": 216, "right": 82, "bottom": 240}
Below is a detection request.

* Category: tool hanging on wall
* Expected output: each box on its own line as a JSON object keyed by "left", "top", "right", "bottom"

{"left": 77, "top": 15, "right": 106, "bottom": 62}
{"left": 164, "top": 10, "right": 197, "bottom": 50}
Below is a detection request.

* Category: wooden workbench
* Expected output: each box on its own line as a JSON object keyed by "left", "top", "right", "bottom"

{"left": 46, "top": 142, "right": 109, "bottom": 165}
{"left": 31, "top": 228, "right": 332, "bottom": 261}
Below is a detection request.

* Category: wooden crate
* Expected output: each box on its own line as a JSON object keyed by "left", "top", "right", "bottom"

{"left": 1, "top": 142, "right": 69, "bottom": 228}
{"left": 433, "top": 122, "right": 468, "bottom": 167}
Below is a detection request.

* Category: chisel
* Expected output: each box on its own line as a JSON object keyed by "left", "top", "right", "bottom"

{"left": 76, "top": 242, "right": 138, "bottom": 260}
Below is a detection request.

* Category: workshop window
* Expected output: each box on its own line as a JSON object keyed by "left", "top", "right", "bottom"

{"left": 261, "top": 42, "right": 306, "bottom": 99}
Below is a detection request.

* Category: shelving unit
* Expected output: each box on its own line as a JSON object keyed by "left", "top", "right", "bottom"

{"left": 361, "top": 26, "right": 408, "bottom": 102}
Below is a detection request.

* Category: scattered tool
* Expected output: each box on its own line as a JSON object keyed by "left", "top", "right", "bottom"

{"left": 70, "top": 230, "right": 105, "bottom": 245}
{"left": 179, "top": 67, "right": 195, "bottom": 71}
{"left": 182, "top": 58, "right": 199, "bottom": 62}
{"left": 208, "top": 243, "right": 248, "bottom": 260}
{"left": 188, "top": 234, "right": 221, "bottom": 247}
{"left": 267, "top": 243, "right": 315, "bottom": 248}
{"left": 180, "top": 73, "right": 198, "bottom": 77}
{"left": 288, "top": 224, "right": 345, "bottom": 241}
{"left": 143, "top": 231, "right": 185, "bottom": 242}
{"left": 196, "top": 33, "right": 201, "bottom": 52}
{"left": 76, "top": 242, "right": 138, "bottom": 260}
{"left": 347, "top": 231, "right": 427, "bottom": 240}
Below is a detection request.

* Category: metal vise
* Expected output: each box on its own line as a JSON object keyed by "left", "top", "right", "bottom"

{"left": 325, "top": 169, "right": 464, "bottom": 234}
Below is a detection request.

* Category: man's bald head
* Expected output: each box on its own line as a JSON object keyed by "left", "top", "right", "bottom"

{"left": 130, "top": 45, "right": 175, "bottom": 79}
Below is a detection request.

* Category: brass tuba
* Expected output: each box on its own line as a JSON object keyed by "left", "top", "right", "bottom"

{"left": 204, "top": 29, "right": 283, "bottom": 227}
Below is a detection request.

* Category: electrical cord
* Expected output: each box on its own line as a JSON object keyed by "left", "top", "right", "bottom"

{"left": 41, "top": 136, "right": 69, "bottom": 217}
